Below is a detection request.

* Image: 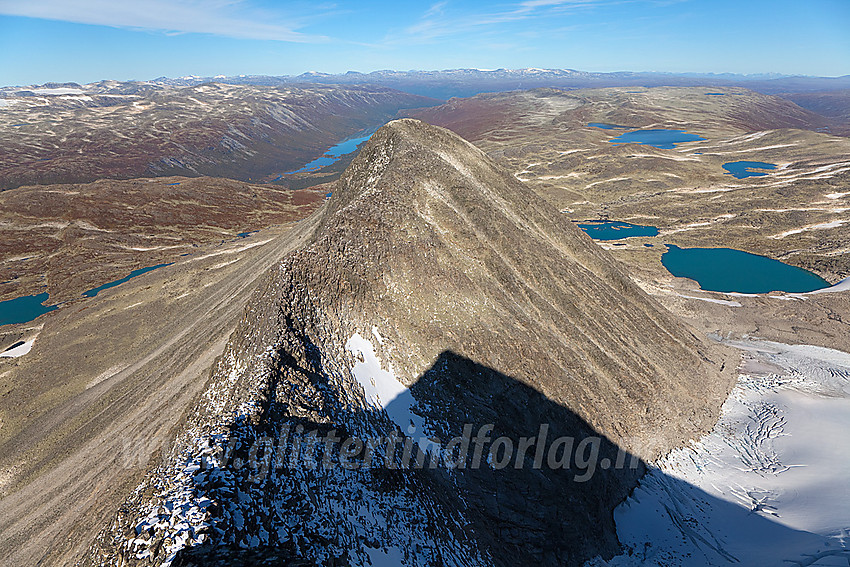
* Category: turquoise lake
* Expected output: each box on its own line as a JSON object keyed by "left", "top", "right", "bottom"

{"left": 578, "top": 220, "right": 659, "bottom": 240}
{"left": 722, "top": 161, "right": 777, "bottom": 179}
{"left": 607, "top": 129, "right": 706, "bottom": 149}
{"left": 82, "top": 263, "right": 172, "bottom": 298}
{"left": 289, "top": 132, "right": 374, "bottom": 173}
{"left": 661, "top": 245, "right": 829, "bottom": 293}
{"left": 0, "top": 292, "right": 58, "bottom": 326}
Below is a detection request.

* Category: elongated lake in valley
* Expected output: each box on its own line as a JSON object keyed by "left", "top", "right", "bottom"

{"left": 82, "top": 263, "right": 173, "bottom": 298}
{"left": 289, "top": 131, "right": 374, "bottom": 173}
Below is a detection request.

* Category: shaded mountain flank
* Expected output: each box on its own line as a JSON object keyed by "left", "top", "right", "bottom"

{"left": 84, "top": 119, "right": 735, "bottom": 566}
{"left": 0, "top": 83, "right": 438, "bottom": 191}
{"left": 779, "top": 89, "right": 850, "bottom": 135}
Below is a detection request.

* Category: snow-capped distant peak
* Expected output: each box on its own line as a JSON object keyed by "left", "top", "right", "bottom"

{"left": 28, "top": 87, "right": 86, "bottom": 95}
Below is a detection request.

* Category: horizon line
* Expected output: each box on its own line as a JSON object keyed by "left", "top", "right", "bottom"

{"left": 3, "top": 67, "right": 850, "bottom": 90}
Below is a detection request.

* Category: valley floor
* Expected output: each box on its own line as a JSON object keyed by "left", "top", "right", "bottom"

{"left": 0, "top": 219, "right": 319, "bottom": 566}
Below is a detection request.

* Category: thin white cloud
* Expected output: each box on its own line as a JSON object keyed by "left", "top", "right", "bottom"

{"left": 394, "top": 0, "right": 620, "bottom": 43}
{"left": 0, "top": 0, "right": 328, "bottom": 42}
{"left": 518, "top": 0, "right": 602, "bottom": 9}
{"left": 423, "top": 1, "right": 448, "bottom": 18}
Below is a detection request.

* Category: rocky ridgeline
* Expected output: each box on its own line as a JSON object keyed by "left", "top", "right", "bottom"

{"left": 84, "top": 120, "right": 735, "bottom": 566}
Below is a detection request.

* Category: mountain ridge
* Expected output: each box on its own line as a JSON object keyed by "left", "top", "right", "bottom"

{"left": 83, "top": 118, "right": 736, "bottom": 566}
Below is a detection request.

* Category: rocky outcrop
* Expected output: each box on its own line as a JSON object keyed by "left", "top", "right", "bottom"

{"left": 84, "top": 119, "right": 735, "bottom": 567}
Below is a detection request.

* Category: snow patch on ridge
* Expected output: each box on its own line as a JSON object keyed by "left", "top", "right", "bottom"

{"left": 346, "top": 332, "right": 426, "bottom": 434}
{"left": 29, "top": 87, "right": 86, "bottom": 95}
{"left": 0, "top": 337, "right": 35, "bottom": 358}
{"left": 675, "top": 294, "right": 742, "bottom": 307}
{"left": 771, "top": 219, "right": 847, "bottom": 239}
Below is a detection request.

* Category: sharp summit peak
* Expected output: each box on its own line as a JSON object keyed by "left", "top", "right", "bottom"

{"left": 83, "top": 116, "right": 737, "bottom": 566}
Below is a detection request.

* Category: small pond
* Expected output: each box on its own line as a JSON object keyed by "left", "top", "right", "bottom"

{"left": 0, "top": 292, "right": 58, "bottom": 326}
{"left": 722, "top": 161, "right": 777, "bottom": 179}
{"left": 577, "top": 220, "right": 659, "bottom": 240}
{"left": 588, "top": 122, "right": 627, "bottom": 130}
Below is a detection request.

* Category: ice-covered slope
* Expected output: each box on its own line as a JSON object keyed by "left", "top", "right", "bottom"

{"left": 593, "top": 340, "right": 850, "bottom": 566}
{"left": 84, "top": 119, "right": 735, "bottom": 567}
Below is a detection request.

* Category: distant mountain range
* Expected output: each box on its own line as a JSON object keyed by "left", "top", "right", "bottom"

{"left": 140, "top": 68, "right": 850, "bottom": 100}
{"left": 3, "top": 69, "right": 848, "bottom": 193}
{"left": 6, "top": 68, "right": 850, "bottom": 102}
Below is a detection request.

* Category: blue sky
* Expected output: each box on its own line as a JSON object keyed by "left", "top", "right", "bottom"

{"left": 0, "top": 0, "right": 848, "bottom": 86}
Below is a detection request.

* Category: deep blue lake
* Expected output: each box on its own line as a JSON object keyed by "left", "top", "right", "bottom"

{"left": 588, "top": 122, "right": 627, "bottom": 130}
{"left": 0, "top": 292, "right": 58, "bottom": 326}
{"left": 705, "top": 92, "right": 726, "bottom": 96}
{"left": 289, "top": 132, "right": 374, "bottom": 173}
{"left": 608, "top": 129, "right": 706, "bottom": 150}
{"left": 661, "top": 245, "right": 830, "bottom": 293}
{"left": 578, "top": 220, "right": 659, "bottom": 240}
{"left": 722, "top": 161, "right": 777, "bottom": 179}
{"left": 82, "top": 263, "right": 172, "bottom": 298}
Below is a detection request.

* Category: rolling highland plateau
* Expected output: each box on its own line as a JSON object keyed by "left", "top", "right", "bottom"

{"left": 0, "top": 67, "right": 849, "bottom": 567}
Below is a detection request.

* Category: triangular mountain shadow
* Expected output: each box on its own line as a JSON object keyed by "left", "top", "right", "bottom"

{"left": 406, "top": 350, "right": 642, "bottom": 564}
{"left": 172, "top": 349, "right": 641, "bottom": 566}
{"left": 171, "top": 350, "right": 843, "bottom": 567}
